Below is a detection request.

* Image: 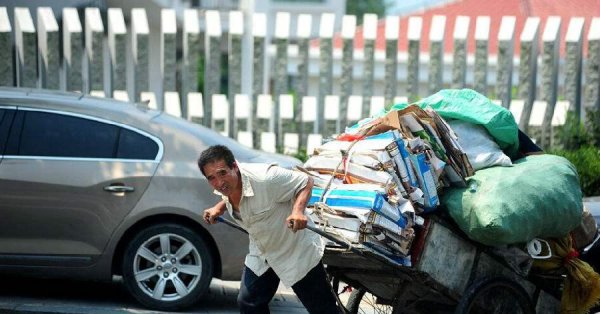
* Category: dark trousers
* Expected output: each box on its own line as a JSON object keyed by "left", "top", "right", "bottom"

{"left": 237, "top": 261, "right": 340, "bottom": 314}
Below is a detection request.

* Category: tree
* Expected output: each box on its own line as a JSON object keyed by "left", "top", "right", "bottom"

{"left": 346, "top": 0, "right": 390, "bottom": 24}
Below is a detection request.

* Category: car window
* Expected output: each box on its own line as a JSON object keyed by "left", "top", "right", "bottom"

{"left": 0, "top": 109, "right": 16, "bottom": 155}
{"left": 18, "top": 111, "right": 119, "bottom": 158}
{"left": 117, "top": 128, "right": 159, "bottom": 160}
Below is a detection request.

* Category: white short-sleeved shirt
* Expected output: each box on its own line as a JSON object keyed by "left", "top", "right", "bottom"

{"left": 214, "top": 162, "right": 324, "bottom": 286}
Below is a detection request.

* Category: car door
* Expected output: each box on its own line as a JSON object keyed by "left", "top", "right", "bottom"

{"left": 0, "top": 108, "right": 161, "bottom": 266}
{"left": 0, "top": 107, "right": 16, "bottom": 165}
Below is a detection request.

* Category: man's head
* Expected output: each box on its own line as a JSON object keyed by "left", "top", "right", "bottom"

{"left": 198, "top": 145, "right": 240, "bottom": 197}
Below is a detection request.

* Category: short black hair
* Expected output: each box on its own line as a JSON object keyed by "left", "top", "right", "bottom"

{"left": 197, "top": 145, "right": 236, "bottom": 176}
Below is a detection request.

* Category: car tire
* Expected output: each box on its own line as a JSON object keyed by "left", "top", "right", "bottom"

{"left": 122, "top": 223, "right": 213, "bottom": 311}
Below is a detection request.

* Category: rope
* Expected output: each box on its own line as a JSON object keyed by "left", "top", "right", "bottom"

{"left": 317, "top": 125, "right": 375, "bottom": 203}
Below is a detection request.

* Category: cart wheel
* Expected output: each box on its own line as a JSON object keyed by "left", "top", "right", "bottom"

{"left": 346, "top": 288, "right": 400, "bottom": 314}
{"left": 328, "top": 275, "right": 353, "bottom": 313}
{"left": 455, "top": 277, "right": 535, "bottom": 314}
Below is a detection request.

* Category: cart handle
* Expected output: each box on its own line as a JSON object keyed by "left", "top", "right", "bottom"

{"left": 216, "top": 216, "right": 247, "bottom": 233}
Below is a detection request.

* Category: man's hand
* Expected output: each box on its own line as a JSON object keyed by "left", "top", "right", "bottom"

{"left": 203, "top": 202, "right": 226, "bottom": 224}
{"left": 286, "top": 213, "right": 308, "bottom": 232}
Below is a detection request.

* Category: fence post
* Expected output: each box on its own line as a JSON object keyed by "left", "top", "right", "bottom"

{"left": 62, "top": 8, "right": 83, "bottom": 91}
{"left": 302, "top": 96, "right": 318, "bottom": 137}
{"left": 234, "top": 94, "right": 250, "bottom": 136}
{"left": 228, "top": 11, "right": 243, "bottom": 111}
{"left": 228, "top": 11, "right": 244, "bottom": 138}
{"left": 296, "top": 13, "right": 312, "bottom": 143}
{"left": 347, "top": 95, "right": 363, "bottom": 124}
{"left": 256, "top": 94, "right": 274, "bottom": 140}
{"left": 339, "top": 15, "right": 356, "bottom": 129}
{"left": 517, "top": 17, "right": 540, "bottom": 131}
{"left": 15, "top": 7, "right": 36, "bottom": 88}
{"left": 452, "top": 16, "right": 469, "bottom": 89}
{"left": 204, "top": 10, "right": 222, "bottom": 126}
{"left": 273, "top": 12, "right": 290, "bottom": 147}
{"left": 84, "top": 8, "right": 104, "bottom": 94}
{"left": 473, "top": 16, "right": 490, "bottom": 96}
{"left": 318, "top": 13, "right": 335, "bottom": 134}
{"left": 212, "top": 94, "right": 229, "bottom": 135}
{"left": 384, "top": 16, "right": 399, "bottom": 107}
{"left": 584, "top": 18, "right": 600, "bottom": 111}
{"left": 0, "top": 7, "right": 13, "bottom": 86}
{"left": 496, "top": 16, "right": 516, "bottom": 108}
{"left": 429, "top": 15, "right": 446, "bottom": 94}
{"left": 407, "top": 16, "right": 422, "bottom": 102}
{"left": 37, "top": 7, "right": 59, "bottom": 90}
{"left": 161, "top": 9, "right": 177, "bottom": 98}
{"left": 107, "top": 8, "right": 126, "bottom": 98}
{"left": 361, "top": 14, "right": 377, "bottom": 117}
{"left": 182, "top": 9, "right": 200, "bottom": 118}
{"left": 564, "top": 17, "right": 585, "bottom": 120}
{"left": 324, "top": 95, "right": 340, "bottom": 136}
{"left": 130, "top": 8, "right": 149, "bottom": 102}
{"left": 251, "top": 13, "right": 266, "bottom": 148}
{"left": 540, "top": 16, "right": 561, "bottom": 148}
{"left": 279, "top": 94, "right": 295, "bottom": 149}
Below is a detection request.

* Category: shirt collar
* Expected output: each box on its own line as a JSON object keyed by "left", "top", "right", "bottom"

{"left": 239, "top": 165, "right": 254, "bottom": 197}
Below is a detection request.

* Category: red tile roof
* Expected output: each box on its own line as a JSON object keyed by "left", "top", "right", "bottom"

{"left": 327, "top": 0, "right": 600, "bottom": 56}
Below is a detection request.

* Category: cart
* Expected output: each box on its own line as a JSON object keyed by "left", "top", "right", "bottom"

{"left": 313, "top": 214, "right": 563, "bottom": 314}
{"left": 216, "top": 213, "right": 563, "bottom": 314}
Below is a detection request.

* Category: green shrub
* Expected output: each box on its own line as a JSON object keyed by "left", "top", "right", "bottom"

{"left": 550, "top": 108, "right": 600, "bottom": 197}
{"left": 550, "top": 146, "right": 600, "bottom": 197}
{"left": 292, "top": 149, "right": 308, "bottom": 163}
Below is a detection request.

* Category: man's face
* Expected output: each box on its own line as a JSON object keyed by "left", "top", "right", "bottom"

{"left": 203, "top": 159, "right": 240, "bottom": 197}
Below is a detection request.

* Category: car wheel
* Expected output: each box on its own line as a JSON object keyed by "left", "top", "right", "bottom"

{"left": 122, "top": 223, "right": 213, "bottom": 311}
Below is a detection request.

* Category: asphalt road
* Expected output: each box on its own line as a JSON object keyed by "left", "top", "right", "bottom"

{"left": 0, "top": 276, "right": 308, "bottom": 314}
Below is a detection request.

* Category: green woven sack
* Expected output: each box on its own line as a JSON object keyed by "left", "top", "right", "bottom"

{"left": 442, "top": 154, "right": 583, "bottom": 246}
{"left": 391, "top": 89, "right": 520, "bottom": 158}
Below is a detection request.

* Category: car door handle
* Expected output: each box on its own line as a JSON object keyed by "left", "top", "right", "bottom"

{"left": 104, "top": 185, "right": 135, "bottom": 193}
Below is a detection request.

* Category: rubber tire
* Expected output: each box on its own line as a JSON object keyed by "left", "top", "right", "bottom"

{"left": 122, "top": 223, "right": 214, "bottom": 311}
{"left": 346, "top": 288, "right": 400, "bottom": 314}
{"left": 455, "top": 277, "right": 535, "bottom": 314}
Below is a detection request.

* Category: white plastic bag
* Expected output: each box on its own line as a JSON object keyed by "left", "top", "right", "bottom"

{"left": 447, "top": 120, "right": 512, "bottom": 171}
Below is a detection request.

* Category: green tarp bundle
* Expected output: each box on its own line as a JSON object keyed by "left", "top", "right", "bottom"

{"left": 391, "top": 89, "right": 520, "bottom": 158}
{"left": 442, "top": 154, "right": 583, "bottom": 246}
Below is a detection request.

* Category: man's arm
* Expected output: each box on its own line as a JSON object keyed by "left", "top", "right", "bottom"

{"left": 203, "top": 200, "right": 227, "bottom": 224}
{"left": 286, "top": 176, "right": 314, "bottom": 232}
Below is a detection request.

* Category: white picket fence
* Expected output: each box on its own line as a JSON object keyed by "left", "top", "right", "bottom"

{"left": 1, "top": 6, "right": 599, "bottom": 152}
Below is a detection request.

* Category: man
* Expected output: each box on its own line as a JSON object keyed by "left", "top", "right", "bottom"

{"left": 198, "top": 145, "right": 340, "bottom": 314}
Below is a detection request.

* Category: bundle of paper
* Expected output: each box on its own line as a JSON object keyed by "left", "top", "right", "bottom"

{"left": 311, "top": 131, "right": 426, "bottom": 205}
{"left": 294, "top": 166, "right": 343, "bottom": 188}
{"left": 309, "top": 187, "right": 408, "bottom": 228}
{"left": 346, "top": 106, "right": 473, "bottom": 207}
{"left": 310, "top": 212, "right": 415, "bottom": 257}
{"left": 305, "top": 155, "right": 392, "bottom": 184}
{"left": 304, "top": 104, "right": 472, "bottom": 262}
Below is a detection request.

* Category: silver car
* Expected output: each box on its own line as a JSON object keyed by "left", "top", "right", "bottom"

{"left": 0, "top": 87, "right": 300, "bottom": 311}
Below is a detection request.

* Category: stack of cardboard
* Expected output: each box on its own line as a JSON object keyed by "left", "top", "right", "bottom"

{"left": 301, "top": 105, "right": 473, "bottom": 262}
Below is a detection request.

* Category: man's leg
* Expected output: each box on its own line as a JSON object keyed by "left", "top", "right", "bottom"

{"left": 238, "top": 266, "right": 280, "bottom": 314}
{"left": 291, "top": 262, "right": 341, "bottom": 314}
